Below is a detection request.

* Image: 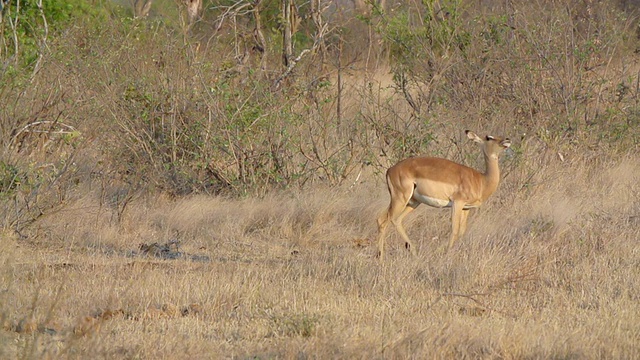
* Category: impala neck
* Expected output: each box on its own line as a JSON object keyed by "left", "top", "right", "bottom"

{"left": 482, "top": 152, "right": 501, "bottom": 200}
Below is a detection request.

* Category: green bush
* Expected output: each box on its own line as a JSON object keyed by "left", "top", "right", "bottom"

{"left": 1, "top": 0, "right": 109, "bottom": 70}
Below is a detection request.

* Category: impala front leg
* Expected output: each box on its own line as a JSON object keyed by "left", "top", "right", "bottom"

{"left": 449, "top": 201, "right": 464, "bottom": 250}
{"left": 459, "top": 208, "right": 470, "bottom": 239}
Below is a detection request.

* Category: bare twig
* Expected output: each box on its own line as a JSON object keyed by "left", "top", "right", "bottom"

{"left": 272, "top": 4, "right": 331, "bottom": 90}
{"left": 30, "top": 0, "right": 49, "bottom": 80}
{"left": 272, "top": 49, "right": 311, "bottom": 90}
{"left": 11, "top": 121, "right": 77, "bottom": 139}
{"left": 211, "top": 1, "right": 252, "bottom": 33}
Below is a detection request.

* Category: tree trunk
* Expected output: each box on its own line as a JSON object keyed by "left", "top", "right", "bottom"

{"left": 185, "top": 0, "right": 202, "bottom": 25}
{"left": 282, "top": 0, "right": 293, "bottom": 67}
{"left": 133, "top": 0, "right": 153, "bottom": 18}
{"left": 253, "top": 0, "right": 267, "bottom": 70}
{"left": 310, "top": 0, "right": 327, "bottom": 70}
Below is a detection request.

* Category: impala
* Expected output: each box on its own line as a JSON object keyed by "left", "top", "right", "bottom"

{"left": 376, "top": 130, "right": 511, "bottom": 261}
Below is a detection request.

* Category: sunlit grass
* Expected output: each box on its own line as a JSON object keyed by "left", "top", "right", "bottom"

{"left": 1, "top": 156, "right": 639, "bottom": 358}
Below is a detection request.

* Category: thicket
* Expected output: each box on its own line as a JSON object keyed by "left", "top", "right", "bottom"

{"left": 1, "top": 0, "right": 639, "bottom": 235}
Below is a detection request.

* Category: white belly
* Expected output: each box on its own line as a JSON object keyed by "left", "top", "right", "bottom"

{"left": 412, "top": 191, "right": 452, "bottom": 208}
{"left": 411, "top": 189, "right": 479, "bottom": 210}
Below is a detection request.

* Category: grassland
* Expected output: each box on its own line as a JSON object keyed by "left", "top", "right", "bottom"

{"left": 2, "top": 153, "right": 639, "bottom": 359}
{"left": 1, "top": 0, "right": 640, "bottom": 358}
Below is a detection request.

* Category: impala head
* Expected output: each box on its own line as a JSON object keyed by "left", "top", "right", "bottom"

{"left": 466, "top": 130, "right": 511, "bottom": 160}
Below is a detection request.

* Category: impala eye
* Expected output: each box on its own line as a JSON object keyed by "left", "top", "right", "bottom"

{"left": 486, "top": 135, "right": 495, "bottom": 141}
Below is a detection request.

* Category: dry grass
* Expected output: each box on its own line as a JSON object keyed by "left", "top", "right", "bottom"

{"left": 1, "top": 154, "right": 639, "bottom": 359}
{"left": 2, "top": 1, "right": 640, "bottom": 358}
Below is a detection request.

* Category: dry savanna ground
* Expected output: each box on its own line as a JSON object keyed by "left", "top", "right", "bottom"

{"left": 3, "top": 0, "right": 640, "bottom": 359}
{"left": 1, "top": 148, "right": 639, "bottom": 359}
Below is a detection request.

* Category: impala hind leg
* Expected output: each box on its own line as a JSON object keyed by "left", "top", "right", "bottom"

{"left": 376, "top": 212, "right": 391, "bottom": 261}
{"left": 377, "top": 196, "right": 416, "bottom": 260}
{"left": 392, "top": 202, "right": 419, "bottom": 256}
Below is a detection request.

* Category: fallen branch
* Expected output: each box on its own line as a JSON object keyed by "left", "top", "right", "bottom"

{"left": 272, "top": 49, "right": 311, "bottom": 90}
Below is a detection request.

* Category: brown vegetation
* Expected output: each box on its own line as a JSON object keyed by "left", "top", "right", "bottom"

{"left": 1, "top": 0, "right": 639, "bottom": 358}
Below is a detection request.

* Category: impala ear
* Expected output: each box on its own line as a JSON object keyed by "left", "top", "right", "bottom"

{"left": 465, "top": 130, "right": 483, "bottom": 144}
{"left": 501, "top": 139, "right": 512, "bottom": 148}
